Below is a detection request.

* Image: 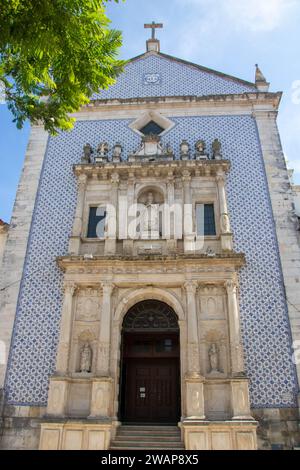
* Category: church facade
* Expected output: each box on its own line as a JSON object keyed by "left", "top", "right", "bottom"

{"left": 0, "top": 31, "right": 299, "bottom": 450}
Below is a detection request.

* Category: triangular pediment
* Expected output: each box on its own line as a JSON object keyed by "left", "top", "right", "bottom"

{"left": 92, "top": 51, "right": 256, "bottom": 101}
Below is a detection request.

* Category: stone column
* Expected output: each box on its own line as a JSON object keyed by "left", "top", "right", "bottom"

{"left": 55, "top": 282, "right": 76, "bottom": 375}
{"left": 69, "top": 174, "right": 87, "bottom": 254}
{"left": 184, "top": 281, "right": 205, "bottom": 420}
{"left": 184, "top": 281, "right": 201, "bottom": 376}
{"left": 166, "top": 172, "right": 177, "bottom": 253}
{"left": 105, "top": 173, "right": 119, "bottom": 255}
{"left": 96, "top": 282, "right": 114, "bottom": 376}
{"left": 216, "top": 172, "right": 233, "bottom": 251}
{"left": 182, "top": 170, "right": 195, "bottom": 252}
{"left": 225, "top": 279, "right": 245, "bottom": 376}
{"left": 123, "top": 172, "right": 135, "bottom": 255}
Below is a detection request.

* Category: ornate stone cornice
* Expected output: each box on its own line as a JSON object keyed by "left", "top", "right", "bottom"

{"left": 57, "top": 253, "right": 245, "bottom": 274}
{"left": 74, "top": 159, "right": 230, "bottom": 181}
{"left": 79, "top": 91, "right": 282, "bottom": 112}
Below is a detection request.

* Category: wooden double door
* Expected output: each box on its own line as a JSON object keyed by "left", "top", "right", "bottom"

{"left": 120, "top": 333, "right": 181, "bottom": 424}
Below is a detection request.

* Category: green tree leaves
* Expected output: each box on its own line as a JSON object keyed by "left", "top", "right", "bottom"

{"left": 0, "top": 0, "right": 125, "bottom": 134}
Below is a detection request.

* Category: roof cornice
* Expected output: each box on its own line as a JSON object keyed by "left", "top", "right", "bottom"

{"left": 84, "top": 91, "right": 282, "bottom": 112}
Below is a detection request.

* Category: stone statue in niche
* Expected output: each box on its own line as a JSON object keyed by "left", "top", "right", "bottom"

{"left": 141, "top": 192, "right": 159, "bottom": 238}
{"left": 208, "top": 343, "right": 221, "bottom": 373}
{"left": 82, "top": 143, "right": 93, "bottom": 163}
{"left": 80, "top": 342, "right": 92, "bottom": 373}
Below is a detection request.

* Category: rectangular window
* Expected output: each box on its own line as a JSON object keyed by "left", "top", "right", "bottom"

{"left": 196, "top": 203, "right": 216, "bottom": 236}
{"left": 87, "top": 207, "right": 106, "bottom": 238}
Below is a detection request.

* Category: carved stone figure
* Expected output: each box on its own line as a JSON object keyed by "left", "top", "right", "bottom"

{"left": 112, "top": 143, "right": 122, "bottom": 161}
{"left": 80, "top": 342, "right": 92, "bottom": 373}
{"left": 180, "top": 140, "right": 190, "bottom": 159}
{"left": 129, "top": 135, "right": 174, "bottom": 161}
{"left": 212, "top": 138, "right": 222, "bottom": 159}
{"left": 206, "top": 246, "right": 216, "bottom": 257}
{"left": 82, "top": 143, "right": 93, "bottom": 163}
{"left": 165, "top": 143, "right": 173, "bottom": 155}
{"left": 141, "top": 192, "right": 159, "bottom": 235}
{"left": 195, "top": 140, "right": 206, "bottom": 155}
{"left": 97, "top": 142, "right": 109, "bottom": 157}
{"left": 208, "top": 343, "right": 220, "bottom": 372}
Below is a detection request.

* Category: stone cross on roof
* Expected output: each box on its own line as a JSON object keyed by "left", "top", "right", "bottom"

{"left": 144, "top": 22, "right": 163, "bottom": 52}
{"left": 144, "top": 21, "right": 163, "bottom": 40}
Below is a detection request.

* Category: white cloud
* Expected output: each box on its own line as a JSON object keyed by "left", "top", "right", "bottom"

{"left": 173, "top": 0, "right": 298, "bottom": 68}
{"left": 223, "top": 0, "right": 296, "bottom": 32}
{"left": 177, "top": 0, "right": 296, "bottom": 31}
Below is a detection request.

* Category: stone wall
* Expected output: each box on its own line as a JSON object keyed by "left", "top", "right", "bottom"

{"left": 0, "top": 125, "right": 48, "bottom": 389}
{"left": 0, "top": 221, "right": 9, "bottom": 267}
{"left": 0, "top": 404, "right": 299, "bottom": 449}
{"left": 255, "top": 110, "right": 300, "bottom": 395}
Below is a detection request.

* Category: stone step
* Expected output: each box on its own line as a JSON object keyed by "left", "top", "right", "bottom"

{"left": 110, "top": 425, "right": 184, "bottom": 450}
{"left": 110, "top": 447, "right": 185, "bottom": 450}
{"left": 119, "top": 425, "right": 179, "bottom": 431}
{"left": 110, "top": 444, "right": 185, "bottom": 450}
{"left": 115, "top": 434, "right": 181, "bottom": 442}
{"left": 112, "top": 439, "right": 183, "bottom": 446}
{"left": 117, "top": 430, "right": 181, "bottom": 437}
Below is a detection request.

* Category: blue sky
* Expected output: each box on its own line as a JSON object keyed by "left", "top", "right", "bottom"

{"left": 1, "top": 0, "right": 300, "bottom": 222}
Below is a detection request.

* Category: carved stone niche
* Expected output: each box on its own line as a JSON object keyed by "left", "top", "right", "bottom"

{"left": 72, "top": 329, "right": 97, "bottom": 376}
{"left": 199, "top": 285, "right": 226, "bottom": 320}
{"left": 137, "top": 188, "right": 165, "bottom": 240}
{"left": 200, "top": 329, "right": 228, "bottom": 378}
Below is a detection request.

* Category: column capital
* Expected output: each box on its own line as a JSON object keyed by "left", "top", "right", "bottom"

{"left": 225, "top": 279, "right": 238, "bottom": 294}
{"left": 63, "top": 282, "right": 77, "bottom": 296}
{"left": 216, "top": 172, "right": 226, "bottom": 184}
{"left": 167, "top": 170, "right": 174, "bottom": 182}
{"left": 127, "top": 172, "right": 135, "bottom": 186}
{"left": 181, "top": 169, "right": 191, "bottom": 182}
{"left": 101, "top": 282, "right": 115, "bottom": 296}
{"left": 110, "top": 172, "right": 120, "bottom": 186}
{"left": 78, "top": 173, "right": 88, "bottom": 185}
{"left": 184, "top": 280, "right": 198, "bottom": 294}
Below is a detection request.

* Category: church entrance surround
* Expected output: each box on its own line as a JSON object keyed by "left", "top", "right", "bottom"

{"left": 119, "top": 300, "right": 181, "bottom": 424}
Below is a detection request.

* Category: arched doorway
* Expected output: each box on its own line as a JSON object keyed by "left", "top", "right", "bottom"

{"left": 119, "top": 300, "right": 181, "bottom": 424}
